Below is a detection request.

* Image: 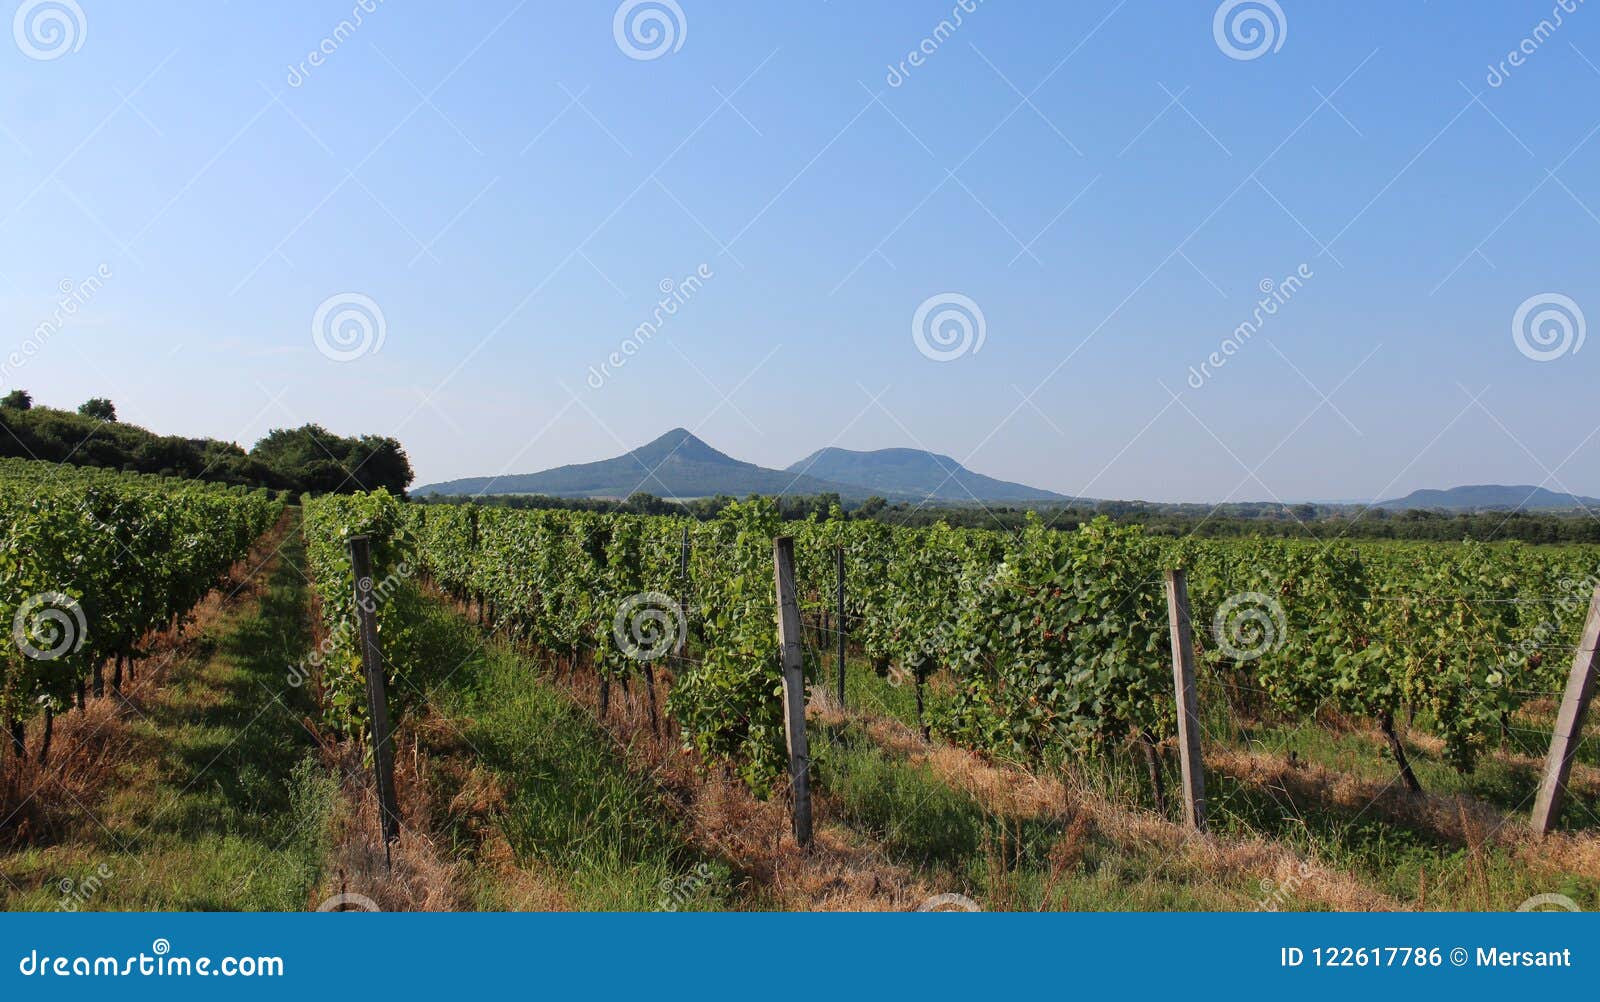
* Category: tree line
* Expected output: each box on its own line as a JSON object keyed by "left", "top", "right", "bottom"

{"left": 418, "top": 489, "right": 1600, "bottom": 544}
{"left": 0, "top": 391, "right": 412, "bottom": 496}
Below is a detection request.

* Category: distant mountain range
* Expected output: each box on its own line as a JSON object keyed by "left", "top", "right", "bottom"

{"left": 414, "top": 432, "right": 1600, "bottom": 513}
{"left": 1377, "top": 485, "right": 1600, "bottom": 512}
{"left": 413, "top": 429, "right": 1067, "bottom": 501}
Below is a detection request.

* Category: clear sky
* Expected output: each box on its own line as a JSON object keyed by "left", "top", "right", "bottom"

{"left": 1, "top": 1, "right": 1596, "bottom": 503}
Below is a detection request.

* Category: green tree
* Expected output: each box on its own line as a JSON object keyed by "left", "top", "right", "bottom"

{"left": 1, "top": 390, "right": 31, "bottom": 410}
{"left": 77, "top": 397, "right": 116, "bottom": 421}
{"left": 250, "top": 424, "right": 413, "bottom": 495}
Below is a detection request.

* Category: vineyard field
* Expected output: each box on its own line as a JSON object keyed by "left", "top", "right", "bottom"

{"left": 281, "top": 489, "right": 1600, "bottom": 911}
{"left": 3, "top": 467, "right": 1597, "bottom": 912}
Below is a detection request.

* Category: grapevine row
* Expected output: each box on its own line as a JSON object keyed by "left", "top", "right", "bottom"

{"left": 0, "top": 458, "right": 283, "bottom": 756}
{"left": 300, "top": 491, "right": 1599, "bottom": 796}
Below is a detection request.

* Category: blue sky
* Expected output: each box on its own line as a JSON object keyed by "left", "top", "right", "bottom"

{"left": 1, "top": 0, "right": 1596, "bottom": 503}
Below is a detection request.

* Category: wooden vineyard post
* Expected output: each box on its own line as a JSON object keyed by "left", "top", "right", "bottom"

{"left": 1531, "top": 584, "right": 1600, "bottom": 836}
{"left": 1164, "top": 569, "right": 1208, "bottom": 833}
{"left": 835, "top": 546, "right": 847, "bottom": 708}
{"left": 349, "top": 535, "right": 402, "bottom": 858}
{"left": 773, "top": 536, "right": 814, "bottom": 848}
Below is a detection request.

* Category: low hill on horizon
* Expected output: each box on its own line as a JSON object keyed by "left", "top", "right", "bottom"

{"left": 786, "top": 446, "right": 1069, "bottom": 502}
{"left": 1377, "top": 484, "right": 1600, "bottom": 512}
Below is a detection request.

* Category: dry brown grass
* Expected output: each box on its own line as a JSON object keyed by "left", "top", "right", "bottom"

{"left": 1213, "top": 729, "right": 1600, "bottom": 876}
{"left": 0, "top": 698, "right": 133, "bottom": 848}
{"left": 819, "top": 702, "right": 1402, "bottom": 911}
{"left": 312, "top": 740, "right": 471, "bottom": 912}
{"left": 1521, "top": 830, "right": 1600, "bottom": 881}
{"left": 1208, "top": 741, "right": 1600, "bottom": 887}
{"left": 1208, "top": 746, "right": 1509, "bottom": 848}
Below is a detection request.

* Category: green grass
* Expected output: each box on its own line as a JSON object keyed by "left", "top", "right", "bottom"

{"left": 818, "top": 724, "right": 983, "bottom": 868}
{"left": 0, "top": 515, "right": 337, "bottom": 911}
{"left": 842, "top": 656, "right": 922, "bottom": 724}
{"left": 419, "top": 603, "right": 734, "bottom": 911}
